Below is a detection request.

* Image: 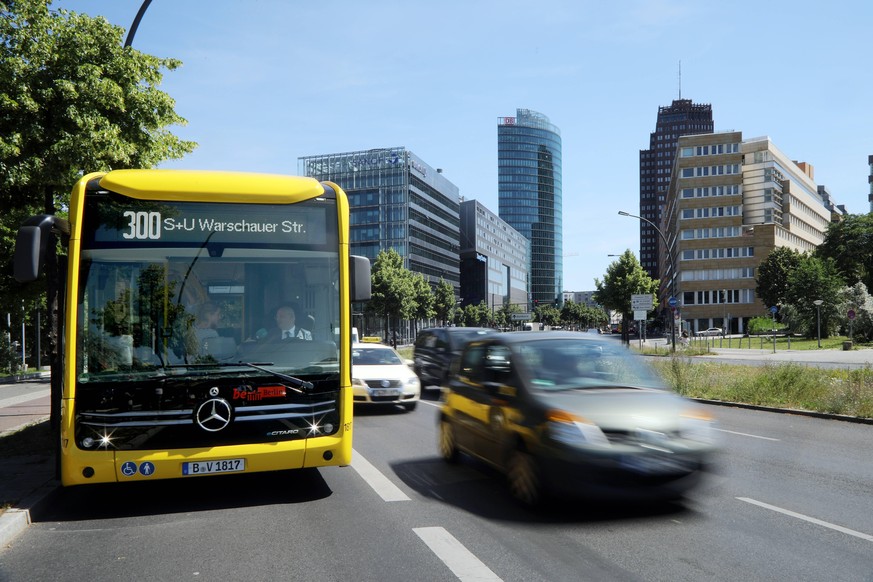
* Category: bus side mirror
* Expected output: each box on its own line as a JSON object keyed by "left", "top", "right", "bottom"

{"left": 14, "top": 215, "right": 69, "bottom": 282}
{"left": 350, "top": 255, "right": 371, "bottom": 302}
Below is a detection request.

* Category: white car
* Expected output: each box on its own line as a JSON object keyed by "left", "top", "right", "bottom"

{"left": 351, "top": 343, "right": 420, "bottom": 411}
{"left": 699, "top": 327, "right": 724, "bottom": 337}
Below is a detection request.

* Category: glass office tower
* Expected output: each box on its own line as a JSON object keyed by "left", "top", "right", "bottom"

{"left": 498, "top": 109, "right": 562, "bottom": 307}
{"left": 299, "top": 148, "right": 460, "bottom": 293}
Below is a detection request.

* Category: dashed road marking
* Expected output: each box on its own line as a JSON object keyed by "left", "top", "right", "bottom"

{"left": 738, "top": 497, "right": 873, "bottom": 543}
{"left": 351, "top": 449, "right": 410, "bottom": 502}
{"left": 414, "top": 526, "right": 503, "bottom": 581}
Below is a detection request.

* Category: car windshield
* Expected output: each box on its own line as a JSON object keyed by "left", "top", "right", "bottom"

{"left": 352, "top": 347, "right": 403, "bottom": 366}
{"left": 449, "top": 328, "right": 496, "bottom": 349}
{"left": 514, "top": 338, "right": 665, "bottom": 391}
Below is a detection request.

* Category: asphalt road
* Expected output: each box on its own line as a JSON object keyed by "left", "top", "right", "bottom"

{"left": 1, "top": 395, "right": 871, "bottom": 581}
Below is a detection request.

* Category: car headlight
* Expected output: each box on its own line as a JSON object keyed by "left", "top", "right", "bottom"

{"left": 679, "top": 410, "right": 716, "bottom": 444}
{"left": 405, "top": 376, "right": 420, "bottom": 388}
{"left": 351, "top": 377, "right": 367, "bottom": 388}
{"left": 547, "top": 410, "right": 610, "bottom": 448}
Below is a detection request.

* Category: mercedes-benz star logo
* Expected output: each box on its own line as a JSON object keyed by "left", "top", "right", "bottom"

{"left": 195, "top": 398, "right": 233, "bottom": 432}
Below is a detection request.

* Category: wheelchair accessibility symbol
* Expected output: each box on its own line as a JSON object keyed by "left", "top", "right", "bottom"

{"left": 121, "top": 461, "right": 137, "bottom": 477}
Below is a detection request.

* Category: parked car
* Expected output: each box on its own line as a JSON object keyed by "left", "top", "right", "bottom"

{"left": 699, "top": 327, "right": 724, "bottom": 337}
{"left": 413, "top": 327, "right": 499, "bottom": 389}
{"left": 351, "top": 343, "right": 420, "bottom": 411}
{"left": 437, "top": 331, "right": 718, "bottom": 505}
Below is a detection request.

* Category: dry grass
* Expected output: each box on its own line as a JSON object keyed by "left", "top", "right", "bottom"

{"left": 652, "top": 356, "right": 873, "bottom": 418}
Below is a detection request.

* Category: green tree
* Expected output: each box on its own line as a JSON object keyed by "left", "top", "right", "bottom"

{"left": 432, "top": 278, "right": 456, "bottom": 326}
{"left": 497, "top": 302, "right": 521, "bottom": 330}
{"left": 1, "top": 0, "right": 195, "bottom": 432}
{"left": 816, "top": 213, "right": 873, "bottom": 293}
{"left": 755, "top": 246, "right": 803, "bottom": 312}
{"left": 410, "top": 273, "right": 434, "bottom": 336}
{"left": 367, "top": 249, "right": 416, "bottom": 345}
{"left": 593, "top": 250, "right": 658, "bottom": 342}
{"left": 784, "top": 255, "right": 845, "bottom": 339}
{"left": 840, "top": 282, "right": 873, "bottom": 342}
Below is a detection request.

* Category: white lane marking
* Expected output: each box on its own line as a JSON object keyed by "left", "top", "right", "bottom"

{"left": 351, "top": 449, "right": 410, "bottom": 502}
{"left": 0, "top": 388, "right": 51, "bottom": 409}
{"left": 738, "top": 497, "right": 873, "bottom": 543}
{"left": 414, "top": 527, "right": 503, "bottom": 581}
{"left": 716, "top": 428, "right": 780, "bottom": 441}
{"left": 419, "top": 399, "right": 443, "bottom": 409}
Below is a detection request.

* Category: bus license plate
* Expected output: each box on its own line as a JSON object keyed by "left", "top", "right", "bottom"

{"left": 182, "top": 458, "right": 246, "bottom": 476}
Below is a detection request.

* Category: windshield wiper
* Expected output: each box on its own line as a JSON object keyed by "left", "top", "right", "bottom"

{"left": 240, "top": 362, "right": 314, "bottom": 392}
{"left": 161, "top": 362, "right": 314, "bottom": 392}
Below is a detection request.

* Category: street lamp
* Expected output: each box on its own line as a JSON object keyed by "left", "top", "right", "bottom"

{"left": 813, "top": 299, "right": 823, "bottom": 348}
{"left": 618, "top": 211, "right": 677, "bottom": 351}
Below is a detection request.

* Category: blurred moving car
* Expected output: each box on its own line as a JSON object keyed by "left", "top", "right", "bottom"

{"left": 413, "top": 327, "right": 499, "bottom": 389}
{"left": 699, "top": 327, "right": 724, "bottom": 337}
{"left": 437, "top": 331, "right": 718, "bottom": 505}
{"left": 351, "top": 343, "right": 420, "bottom": 411}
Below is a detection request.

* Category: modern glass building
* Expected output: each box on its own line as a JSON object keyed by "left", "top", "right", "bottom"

{"left": 459, "top": 199, "right": 529, "bottom": 310}
{"left": 298, "top": 148, "right": 461, "bottom": 293}
{"left": 498, "top": 109, "right": 562, "bottom": 307}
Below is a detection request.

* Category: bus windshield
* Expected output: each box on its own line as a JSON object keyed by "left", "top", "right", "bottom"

{"left": 76, "top": 194, "right": 342, "bottom": 382}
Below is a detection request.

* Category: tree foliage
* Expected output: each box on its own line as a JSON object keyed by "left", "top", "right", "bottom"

{"left": 593, "top": 250, "right": 658, "bottom": 340}
{"left": 816, "top": 213, "right": 873, "bottom": 293}
{"left": 784, "top": 255, "right": 845, "bottom": 339}
{"left": 0, "top": 0, "right": 196, "bottom": 315}
{"left": 432, "top": 278, "right": 456, "bottom": 326}
{"left": 755, "top": 246, "right": 803, "bottom": 311}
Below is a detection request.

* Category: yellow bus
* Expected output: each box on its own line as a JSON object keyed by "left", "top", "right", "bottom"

{"left": 14, "top": 170, "right": 370, "bottom": 486}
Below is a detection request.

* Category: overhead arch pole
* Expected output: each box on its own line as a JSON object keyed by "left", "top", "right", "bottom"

{"left": 124, "top": 0, "right": 153, "bottom": 47}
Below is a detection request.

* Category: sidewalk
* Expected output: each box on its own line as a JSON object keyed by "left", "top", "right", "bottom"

{"left": 704, "top": 345, "right": 873, "bottom": 368}
{"left": 0, "top": 376, "right": 57, "bottom": 550}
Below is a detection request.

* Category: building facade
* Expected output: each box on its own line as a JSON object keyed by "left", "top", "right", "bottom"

{"left": 299, "top": 148, "right": 461, "bottom": 293}
{"left": 868, "top": 155, "right": 873, "bottom": 212}
{"left": 562, "top": 290, "right": 600, "bottom": 309}
{"left": 459, "top": 199, "right": 529, "bottom": 310}
{"left": 498, "top": 109, "right": 563, "bottom": 307}
{"left": 663, "top": 132, "right": 834, "bottom": 334}
{"left": 639, "top": 99, "right": 714, "bottom": 280}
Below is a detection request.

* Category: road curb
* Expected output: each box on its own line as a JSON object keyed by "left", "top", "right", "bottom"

{"left": 693, "top": 398, "right": 873, "bottom": 425}
{"left": 0, "top": 508, "right": 30, "bottom": 548}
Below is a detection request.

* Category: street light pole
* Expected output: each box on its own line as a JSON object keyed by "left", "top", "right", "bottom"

{"left": 124, "top": 0, "right": 153, "bottom": 47}
{"left": 813, "top": 299, "right": 823, "bottom": 348}
{"left": 618, "top": 211, "right": 676, "bottom": 352}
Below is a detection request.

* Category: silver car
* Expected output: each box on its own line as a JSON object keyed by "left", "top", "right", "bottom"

{"left": 438, "top": 331, "right": 719, "bottom": 505}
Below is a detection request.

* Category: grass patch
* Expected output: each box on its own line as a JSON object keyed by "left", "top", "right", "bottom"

{"left": 652, "top": 357, "right": 873, "bottom": 418}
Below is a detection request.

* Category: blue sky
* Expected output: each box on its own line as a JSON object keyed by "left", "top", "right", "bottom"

{"left": 56, "top": 0, "right": 872, "bottom": 292}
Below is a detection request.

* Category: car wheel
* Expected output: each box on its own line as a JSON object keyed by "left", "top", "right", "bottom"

{"left": 507, "top": 448, "right": 542, "bottom": 507}
{"left": 403, "top": 401, "right": 417, "bottom": 412}
{"left": 438, "top": 418, "right": 459, "bottom": 463}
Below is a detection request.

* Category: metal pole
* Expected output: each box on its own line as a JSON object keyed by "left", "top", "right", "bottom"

{"left": 124, "top": 0, "right": 153, "bottom": 47}
{"left": 36, "top": 309, "right": 41, "bottom": 370}
{"left": 813, "top": 299, "right": 823, "bottom": 349}
{"left": 618, "top": 211, "right": 675, "bottom": 352}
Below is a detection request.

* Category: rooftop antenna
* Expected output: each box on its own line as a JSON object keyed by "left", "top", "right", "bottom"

{"left": 678, "top": 60, "right": 682, "bottom": 99}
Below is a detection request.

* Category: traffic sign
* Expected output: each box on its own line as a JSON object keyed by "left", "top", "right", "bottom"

{"left": 631, "top": 294, "right": 653, "bottom": 311}
{"left": 667, "top": 296, "right": 678, "bottom": 308}
{"left": 848, "top": 309, "right": 856, "bottom": 320}
{"left": 511, "top": 312, "right": 531, "bottom": 322}
{"left": 769, "top": 306, "right": 778, "bottom": 314}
